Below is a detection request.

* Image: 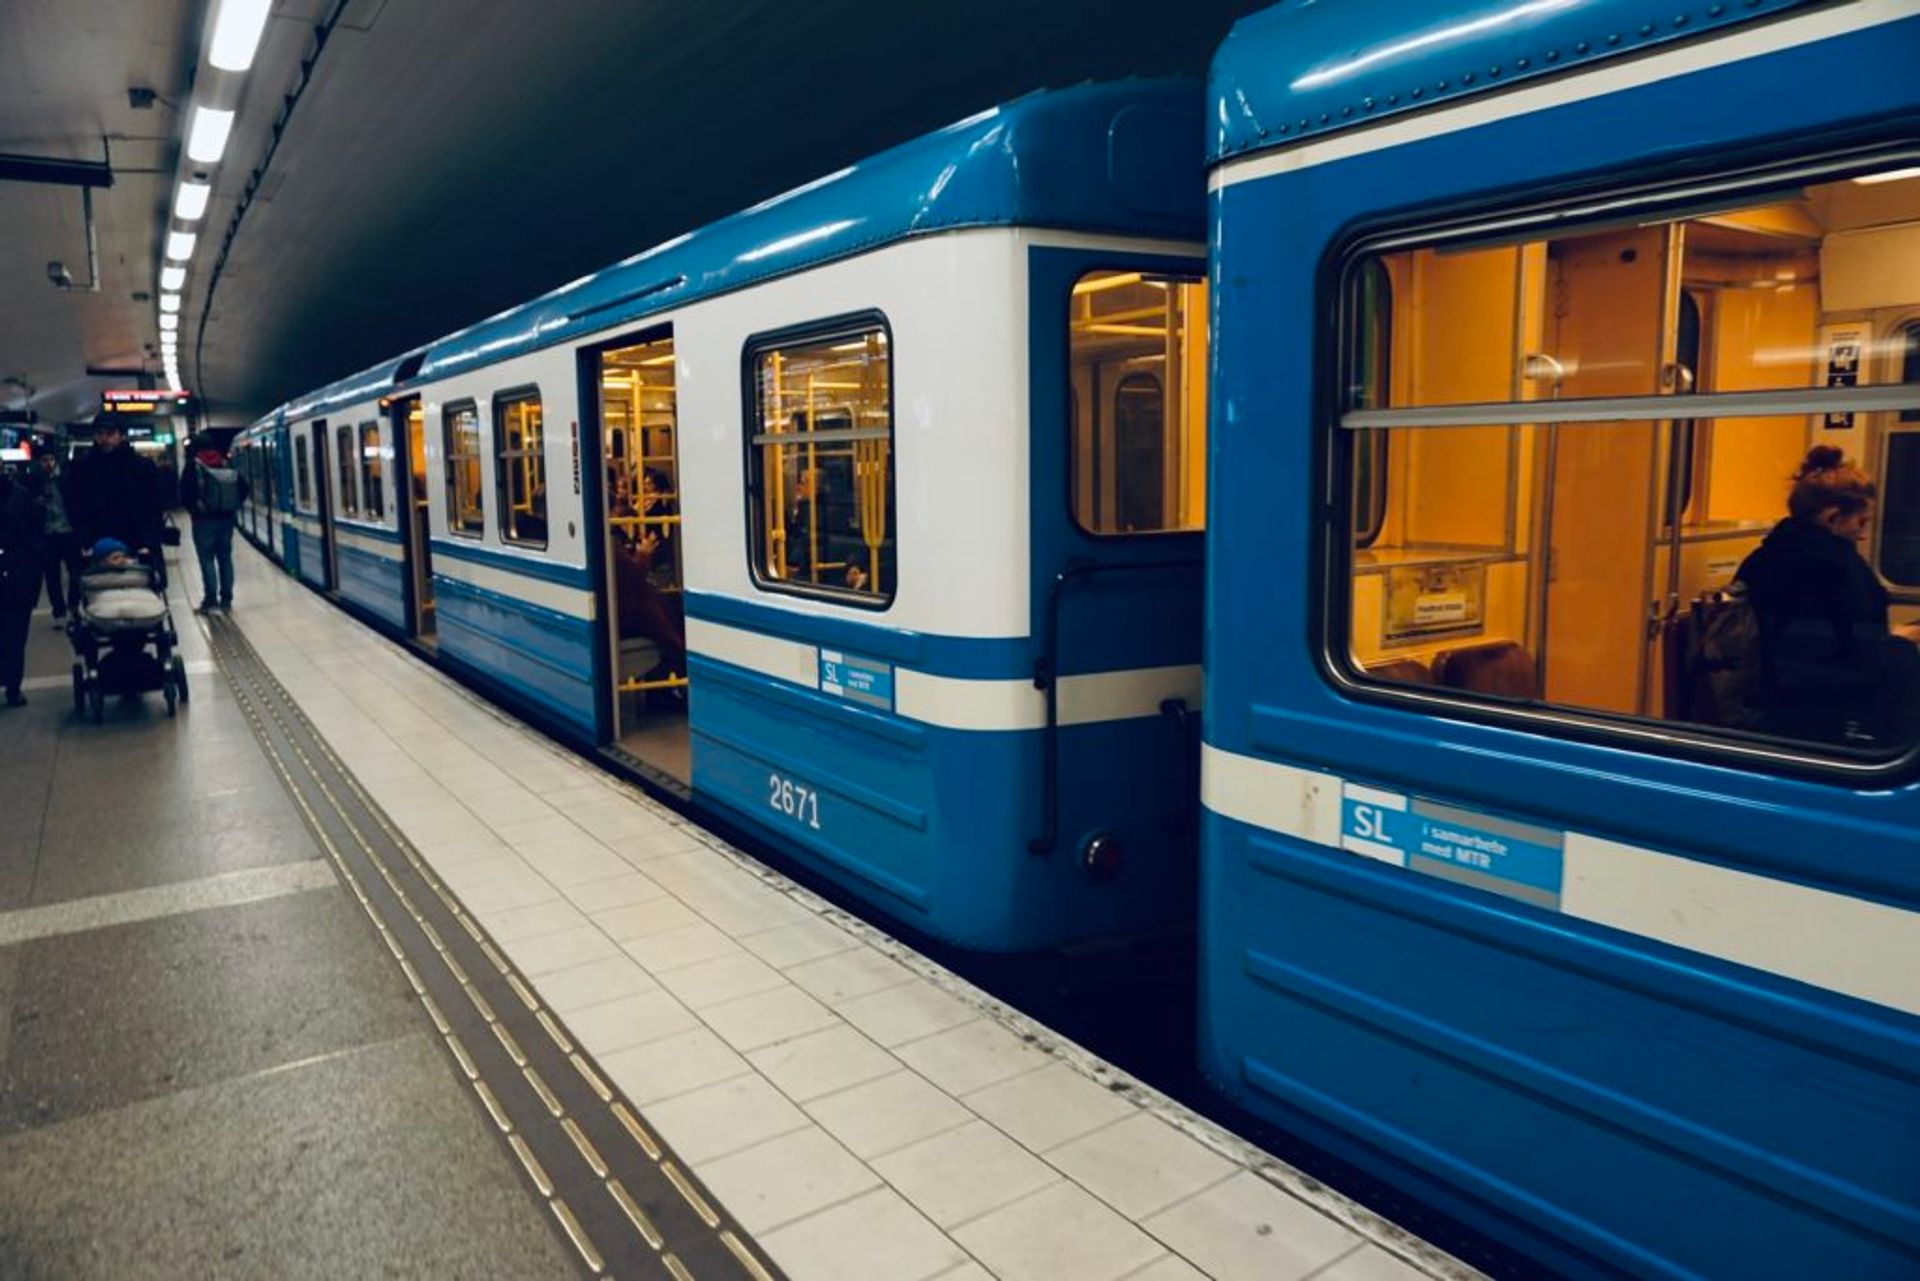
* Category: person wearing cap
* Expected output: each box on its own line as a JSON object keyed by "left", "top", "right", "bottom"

{"left": 66, "top": 420, "right": 166, "bottom": 584}
{"left": 179, "top": 435, "right": 250, "bottom": 612}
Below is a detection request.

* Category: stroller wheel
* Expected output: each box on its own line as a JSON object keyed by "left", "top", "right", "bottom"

{"left": 71, "top": 663, "right": 85, "bottom": 716}
{"left": 88, "top": 686, "right": 104, "bottom": 724}
{"left": 165, "top": 681, "right": 178, "bottom": 716}
{"left": 171, "top": 656, "right": 190, "bottom": 705}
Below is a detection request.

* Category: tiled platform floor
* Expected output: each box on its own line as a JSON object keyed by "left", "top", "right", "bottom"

{"left": 198, "top": 536, "right": 1482, "bottom": 1281}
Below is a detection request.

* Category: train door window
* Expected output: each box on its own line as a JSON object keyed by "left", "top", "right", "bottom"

{"left": 294, "top": 434, "right": 312, "bottom": 510}
{"left": 746, "top": 316, "right": 895, "bottom": 606}
{"left": 1348, "top": 259, "right": 1392, "bottom": 547}
{"left": 495, "top": 390, "right": 546, "bottom": 548}
{"left": 359, "top": 421, "right": 385, "bottom": 520}
{"left": 1069, "top": 270, "right": 1208, "bottom": 534}
{"left": 1878, "top": 324, "right": 1920, "bottom": 587}
{"left": 1337, "top": 161, "right": 1920, "bottom": 764}
{"left": 443, "top": 400, "right": 484, "bottom": 537}
{"left": 335, "top": 423, "right": 359, "bottom": 518}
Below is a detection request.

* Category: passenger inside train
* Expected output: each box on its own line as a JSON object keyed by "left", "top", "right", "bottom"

{"left": 1345, "top": 165, "right": 1920, "bottom": 757}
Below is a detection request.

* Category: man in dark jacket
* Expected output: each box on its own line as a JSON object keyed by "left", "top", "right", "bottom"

{"left": 66, "top": 421, "right": 166, "bottom": 583}
{"left": 0, "top": 470, "right": 46, "bottom": 707}
{"left": 179, "top": 435, "right": 250, "bottom": 612}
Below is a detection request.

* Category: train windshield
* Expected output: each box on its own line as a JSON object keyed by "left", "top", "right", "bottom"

{"left": 1340, "top": 161, "right": 1920, "bottom": 763}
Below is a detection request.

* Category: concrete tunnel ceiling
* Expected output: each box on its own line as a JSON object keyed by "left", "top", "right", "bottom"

{"left": 182, "top": 0, "right": 1269, "bottom": 422}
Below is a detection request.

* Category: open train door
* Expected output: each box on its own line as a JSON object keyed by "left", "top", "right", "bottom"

{"left": 389, "top": 394, "right": 436, "bottom": 646}
{"left": 583, "top": 327, "right": 690, "bottom": 784}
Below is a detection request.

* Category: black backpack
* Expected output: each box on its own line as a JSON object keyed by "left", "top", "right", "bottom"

{"left": 1687, "top": 584, "right": 1763, "bottom": 729}
{"left": 196, "top": 461, "right": 242, "bottom": 516}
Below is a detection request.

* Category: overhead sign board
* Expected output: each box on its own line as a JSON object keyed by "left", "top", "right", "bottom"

{"left": 100, "top": 389, "right": 193, "bottom": 417}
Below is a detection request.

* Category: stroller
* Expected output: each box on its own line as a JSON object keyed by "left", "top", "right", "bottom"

{"left": 68, "top": 543, "right": 190, "bottom": 721}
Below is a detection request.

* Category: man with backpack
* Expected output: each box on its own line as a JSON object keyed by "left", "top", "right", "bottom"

{"left": 179, "top": 435, "right": 250, "bottom": 613}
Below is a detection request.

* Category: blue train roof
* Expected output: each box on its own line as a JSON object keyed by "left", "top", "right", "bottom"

{"left": 1209, "top": 0, "right": 1826, "bottom": 165}
{"left": 271, "top": 77, "right": 1202, "bottom": 421}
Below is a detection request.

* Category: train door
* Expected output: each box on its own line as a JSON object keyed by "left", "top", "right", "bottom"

{"left": 1050, "top": 260, "right": 1209, "bottom": 878}
{"left": 1539, "top": 226, "right": 1672, "bottom": 714}
{"left": 588, "top": 329, "right": 688, "bottom": 782}
{"left": 310, "top": 422, "right": 337, "bottom": 591}
{"left": 392, "top": 395, "right": 436, "bottom": 644}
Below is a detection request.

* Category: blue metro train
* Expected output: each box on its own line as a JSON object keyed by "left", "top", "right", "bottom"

{"left": 237, "top": 3, "right": 1920, "bottom": 1276}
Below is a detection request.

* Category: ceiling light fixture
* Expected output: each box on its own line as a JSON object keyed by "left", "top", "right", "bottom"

{"left": 159, "top": 294, "right": 181, "bottom": 313}
{"left": 174, "top": 180, "right": 211, "bottom": 221}
{"left": 160, "top": 265, "right": 186, "bottom": 291}
{"left": 186, "top": 107, "right": 235, "bottom": 163}
{"left": 1854, "top": 166, "right": 1920, "bottom": 186}
{"left": 165, "top": 230, "right": 198, "bottom": 261}
{"left": 208, "top": 0, "right": 274, "bottom": 72}
{"left": 159, "top": 314, "right": 179, "bottom": 331}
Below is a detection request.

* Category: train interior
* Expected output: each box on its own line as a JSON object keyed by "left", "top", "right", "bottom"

{"left": 395, "top": 395, "right": 436, "bottom": 644}
{"left": 1348, "top": 165, "right": 1920, "bottom": 746}
{"left": 1069, "top": 270, "right": 1209, "bottom": 535}
{"left": 597, "top": 334, "right": 690, "bottom": 781}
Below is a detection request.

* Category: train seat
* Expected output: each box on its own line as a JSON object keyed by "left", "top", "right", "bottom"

{"left": 1366, "top": 657, "right": 1434, "bottom": 685}
{"left": 1432, "top": 640, "right": 1536, "bottom": 699}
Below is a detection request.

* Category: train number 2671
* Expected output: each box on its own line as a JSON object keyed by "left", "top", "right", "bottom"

{"left": 767, "top": 773, "right": 822, "bottom": 830}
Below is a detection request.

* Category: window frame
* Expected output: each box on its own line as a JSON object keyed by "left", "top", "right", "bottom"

{"left": 358, "top": 420, "right": 385, "bottom": 522}
{"left": 740, "top": 310, "right": 898, "bottom": 611}
{"left": 492, "top": 385, "right": 548, "bottom": 550}
{"left": 1064, "top": 265, "right": 1209, "bottom": 541}
{"left": 441, "top": 398, "right": 484, "bottom": 540}
{"left": 1318, "top": 145, "right": 1920, "bottom": 784}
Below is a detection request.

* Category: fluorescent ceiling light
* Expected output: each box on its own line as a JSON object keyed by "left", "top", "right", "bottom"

{"left": 209, "top": 0, "right": 273, "bottom": 72}
{"left": 186, "top": 107, "right": 235, "bottom": 164}
{"left": 159, "top": 294, "right": 181, "bottom": 313}
{"left": 159, "top": 314, "right": 179, "bottom": 331}
{"left": 174, "top": 181, "right": 211, "bottom": 221}
{"left": 1854, "top": 166, "right": 1920, "bottom": 186}
{"left": 165, "top": 230, "right": 198, "bottom": 261}
{"left": 160, "top": 264, "right": 186, "bottom": 291}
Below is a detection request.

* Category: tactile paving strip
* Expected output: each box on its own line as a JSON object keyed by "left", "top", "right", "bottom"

{"left": 204, "top": 615, "right": 782, "bottom": 1281}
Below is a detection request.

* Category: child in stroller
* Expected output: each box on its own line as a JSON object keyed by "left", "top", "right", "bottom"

{"left": 68, "top": 537, "right": 190, "bottom": 720}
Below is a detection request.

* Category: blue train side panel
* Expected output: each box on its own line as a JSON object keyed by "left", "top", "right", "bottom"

{"left": 685, "top": 593, "right": 1199, "bottom": 952}
{"left": 1202, "top": 6, "right": 1920, "bottom": 1279}
{"left": 427, "top": 544, "right": 596, "bottom": 738}
{"left": 334, "top": 529, "right": 407, "bottom": 631}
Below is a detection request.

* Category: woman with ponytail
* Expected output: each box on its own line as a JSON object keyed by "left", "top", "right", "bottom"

{"left": 1734, "top": 445, "right": 1920, "bottom": 747}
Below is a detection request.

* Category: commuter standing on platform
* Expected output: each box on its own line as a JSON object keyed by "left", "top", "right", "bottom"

{"left": 22, "top": 450, "right": 74, "bottom": 625}
{"left": 0, "top": 467, "right": 46, "bottom": 708}
{"left": 66, "top": 421, "right": 166, "bottom": 583}
{"left": 178, "top": 435, "right": 250, "bottom": 613}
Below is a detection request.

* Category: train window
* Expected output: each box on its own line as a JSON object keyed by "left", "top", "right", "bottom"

{"left": 443, "top": 400, "right": 484, "bottom": 537}
{"left": 494, "top": 390, "right": 546, "bottom": 548}
{"left": 1070, "top": 270, "right": 1207, "bottom": 535}
{"left": 746, "top": 316, "right": 895, "bottom": 606}
{"left": 1338, "top": 162, "right": 1920, "bottom": 766}
{"left": 359, "top": 422, "right": 384, "bottom": 520}
{"left": 294, "top": 435, "right": 312, "bottom": 510}
{"left": 335, "top": 423, "right": 359, "bottom": 518}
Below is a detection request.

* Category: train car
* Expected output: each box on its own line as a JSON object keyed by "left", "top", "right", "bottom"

{"left": 1199, "top": 2, "right": 1920, "bottom": 1277}
{"left": 238, "top": 79, "right": 1211, "bottom": 952}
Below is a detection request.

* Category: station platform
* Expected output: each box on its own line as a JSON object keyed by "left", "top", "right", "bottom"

{"left": 1, "top": 534, "right": 1484, "bottom": 1281}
